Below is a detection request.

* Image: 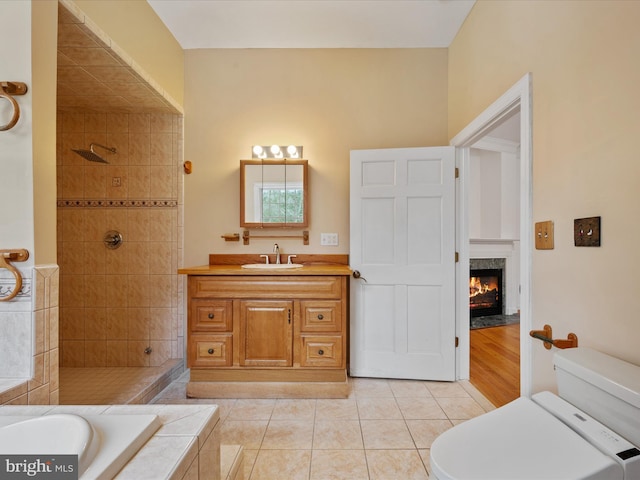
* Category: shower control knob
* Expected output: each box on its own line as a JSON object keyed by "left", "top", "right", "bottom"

{"left": 208, "top": 348, "right": 214, "bottom": 354}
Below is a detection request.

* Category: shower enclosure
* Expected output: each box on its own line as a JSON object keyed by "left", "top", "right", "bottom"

{"left": 56, "top": 3, "right": 185, "bottom": 403}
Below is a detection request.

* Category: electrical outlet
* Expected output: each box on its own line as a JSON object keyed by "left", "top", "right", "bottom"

{"left": 320, "top": 233, "right": 338, "bottom": 246}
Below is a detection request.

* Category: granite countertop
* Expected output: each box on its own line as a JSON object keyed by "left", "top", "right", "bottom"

{"left": 178, "top": 264, "right": 352, "bottom": 276}
{"left": 0, "top": 404, "right": 220, "bottom": 480}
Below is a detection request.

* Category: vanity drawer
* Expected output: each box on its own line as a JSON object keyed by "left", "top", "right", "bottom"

{"left": 190, "top": 299, "right": 233, "bottom": 332}
{"left": 189, "top": 334, "right": 232, "bottom": 367}
{"left": 191, "top": 275, "right": 343, "bottom": 299}
{"left": 300, "top": 335, "right": 343, "bottom": 368}
{"left": 300, "top": 301, "right": 342, "bottom": 332}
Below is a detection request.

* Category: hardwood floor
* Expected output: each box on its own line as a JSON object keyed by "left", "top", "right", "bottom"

{"left": 470, "top": 323, "right": 520, "bottom": 408}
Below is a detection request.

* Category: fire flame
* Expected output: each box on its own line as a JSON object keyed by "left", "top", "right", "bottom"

{"left": 469, "top": 276, "right": 498, "bottom": 298}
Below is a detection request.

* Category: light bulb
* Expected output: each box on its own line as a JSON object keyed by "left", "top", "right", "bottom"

{"left": 252, "top": 145, "right": 264, "bottom": 157}
{"left": 270, "top": 145, "right": 281, "bottom": 155}
{"left": 287, "top": 145, "right": 299, "bottom": 157}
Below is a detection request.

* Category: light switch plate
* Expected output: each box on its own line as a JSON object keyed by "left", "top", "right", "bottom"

{"left": 574, "top": 216, "right": 601, "bottom": 247}
{"left": 535, "top": 221, "right": 554, "bottom": 250}
{"left": 320, "top": 233, "right": 338, "bottom": 246}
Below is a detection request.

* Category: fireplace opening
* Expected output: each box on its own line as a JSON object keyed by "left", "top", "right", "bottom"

{"left": 469, "top": 268, "right": 503, "bottom": 318}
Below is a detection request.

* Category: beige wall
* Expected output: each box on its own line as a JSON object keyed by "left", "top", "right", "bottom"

{"left": 449, "top": 0, "right": 640, "bottom": 391}
{"left": 183, "top": 48, "right": 448, "bottom": 266}
{"left": 32, "top": 1, "right": 58, "bottom": 264}
{"left": 71, "top": 0, "right": 184, "bottom": 106}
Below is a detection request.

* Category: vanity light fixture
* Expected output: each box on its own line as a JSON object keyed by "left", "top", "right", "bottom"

{"left": 251, "top": 145, "right": 302, "bottom": 159}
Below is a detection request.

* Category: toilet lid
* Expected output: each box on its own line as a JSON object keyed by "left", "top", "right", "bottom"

{"left": 430, "top": 396, "right": 622, "bottom": 480}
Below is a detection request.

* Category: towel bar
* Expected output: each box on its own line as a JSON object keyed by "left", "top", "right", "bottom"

{"left": 0, "top": 249, "right": 29, "bottom": 302}
{"left": 0, "top": 82, "right": 28, "bottom": 131}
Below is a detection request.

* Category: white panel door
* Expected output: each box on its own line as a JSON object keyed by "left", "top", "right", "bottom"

{"left": 350, "top": 147, "right": 456, "bottom": 380}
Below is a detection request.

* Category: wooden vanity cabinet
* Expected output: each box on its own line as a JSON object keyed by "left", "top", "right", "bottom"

{"left": 186, "top": 274, "right": 348, "bottom": 383}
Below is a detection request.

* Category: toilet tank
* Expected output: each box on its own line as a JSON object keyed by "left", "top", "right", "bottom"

{"left": 554, "top": 347, "right": 640, "bottom": 447}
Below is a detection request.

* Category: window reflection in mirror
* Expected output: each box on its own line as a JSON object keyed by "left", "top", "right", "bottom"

{"left": 240, "top": 159, "right": 308, "bottom": 228}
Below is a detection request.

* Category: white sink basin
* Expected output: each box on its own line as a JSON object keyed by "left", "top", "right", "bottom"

{"left": 241, "top": 263, "right": 303, "bottom": 269}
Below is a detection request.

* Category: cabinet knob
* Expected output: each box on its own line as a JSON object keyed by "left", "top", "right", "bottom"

{"left": 208, "top": 348, "right": 214, "bottom": 354}
{"left": 208, "top": 313, "right": 214, "bottom": 319}
{"left": 318, "top": 349, "right": 324, "bottom": 356}
{"left": 317, "top": 314, "right": 324, "bottom": 320}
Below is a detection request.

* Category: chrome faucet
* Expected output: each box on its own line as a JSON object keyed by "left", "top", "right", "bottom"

{"left": 273, "top": 243, "right": 281, "bottom": 264}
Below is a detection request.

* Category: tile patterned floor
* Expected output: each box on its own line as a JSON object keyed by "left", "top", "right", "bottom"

{"left": 152, "top": 373, "right": 494, "bottom": 479}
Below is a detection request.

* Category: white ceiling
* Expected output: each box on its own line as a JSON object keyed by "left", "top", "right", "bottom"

{"left": 147, "top": 0, "right": 476, "bottom": 49}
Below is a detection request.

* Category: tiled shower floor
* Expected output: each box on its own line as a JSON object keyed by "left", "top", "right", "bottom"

{"left": 59, "top": 359, "right": 183, "bottom": 405}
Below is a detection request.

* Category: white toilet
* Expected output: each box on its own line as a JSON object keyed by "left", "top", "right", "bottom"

{"left": 430, "top": 347, "right": 640, "bottom": 479}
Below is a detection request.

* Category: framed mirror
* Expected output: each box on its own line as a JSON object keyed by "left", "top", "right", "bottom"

{"left": 240, "top": 159, "right": 309, "bottom": 228}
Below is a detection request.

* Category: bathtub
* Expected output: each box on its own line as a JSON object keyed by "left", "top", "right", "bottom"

{"left": 0, "top": 412, "right": 161, "bottom": 479}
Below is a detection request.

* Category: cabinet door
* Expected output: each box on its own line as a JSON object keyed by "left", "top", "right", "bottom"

{"left": 240, "top": 300, "right": 293, "bottom": 367}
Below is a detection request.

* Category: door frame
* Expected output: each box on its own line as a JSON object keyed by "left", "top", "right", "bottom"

{"left": 450, "top": 73, "right": 533, "bottom": 397}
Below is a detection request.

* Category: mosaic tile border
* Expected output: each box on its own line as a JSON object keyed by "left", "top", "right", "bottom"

{"left": 57, "top": 199, "right": 178, "bottom": 208}
{"left": 0, "top": 278, "right": 31, "bottom": 301}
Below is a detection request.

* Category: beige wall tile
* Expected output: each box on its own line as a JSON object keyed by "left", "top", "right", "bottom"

{"left": 149, "top": 340, "right": 170, "bottom": 367}
{"left": 127, "top": 209, "right": 150, "bottom": 242}
{"left": 62, "top": 340, "right": 85, "bottom": 367}
{"left": 85, "top": 340, "right": 107, "bottom": 367}
{"left": 85, "top": 307, "right": 107, "bottom": 339}
{"left": 83, "top": 165, "right": 107, "bottom": 198}
{"left": 128, "top": 340, "right": 150, "bottom": 366}
{"left": 34, "top": 310, "right": 45, "bottom": 355}
{"left": 127, "top": 307, "right": 150, "bottom": 340}
{"left": 128, "top": 166, "right": 150, "bottom": 198}
{"left": 84, "top": 113, "right": 106, "bottom": 133}
{"left": 107, "top": 113, "right": 129, "bottom": 133}
{"left": 149, "top": 166, "right": 173, "bottom": 198}
{"left": 129, "top": 133, "right": 151, "bottom": 165}
{"left": 106, "top": 340, "right": 128, "bottom": 366}
{"left": 28, "top": 384, "right": 50, "bottom": 405}
{"left": 105, "top": 274, "right": 128, "bottom": 306}
{"left": 150, "top": 133, "right": 173, "bottom": 165}
{"left": 129, "top": 113, "right": 150, "bottom": 133}
{"left": 85, "top": 274, "right": 106, "bottom": 307}
{"left": 61, "top": 307, "right": 85, "bottom": 340}
{"left": 57, "top": 110, "right": 183, "bottom": 367}
{"left": 127, "top": 242, "right": 150, "bottom": 274}
{"left": 62, "top": 113, "right": 84, "bottom": 133}
{"left": 150, "top": 113, "right": 173, "bottom": 133}
{"left": 106, "top": 308, "right": 128, "bottom": 339}
{"left": 128, "top": 274, "right": 150, "bottom": 307}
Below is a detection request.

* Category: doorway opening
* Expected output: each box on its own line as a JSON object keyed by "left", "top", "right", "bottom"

{"left": 451, "top": 74, "right": 533, "bottom": 405}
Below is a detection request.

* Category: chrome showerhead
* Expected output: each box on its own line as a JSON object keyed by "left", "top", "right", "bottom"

{"left": 72, "top": 143, "right": 117, "bottom": 164}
